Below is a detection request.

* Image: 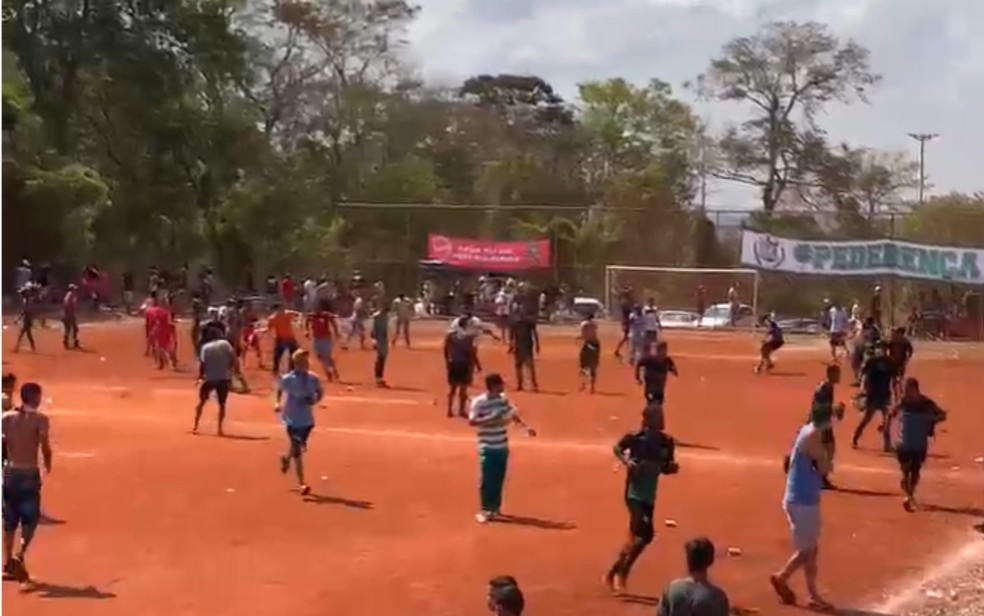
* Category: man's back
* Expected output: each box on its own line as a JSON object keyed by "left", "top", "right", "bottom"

{"left": 657, "top": 576, "right": 730, "bottom": 616}
{"left": 2, "top": 409, "right": 49, "bottom": 469}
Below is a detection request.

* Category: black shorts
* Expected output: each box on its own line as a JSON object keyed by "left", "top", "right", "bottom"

{"left": 199, "top": 379, "right": 231, "bottom": 405}
{"left": 896, "top": 449, "right": 927, "bottom": 475}
{"left": 2, "top": 468, "right": 42, "bottom": 533}
{"left": 864, "top": 392, "right": 891, "bottom": 411}
{"left": 644, "top": 388, "right": 665, "bottom": 404}
{"left": 644, "top": 330, "right": 659, "bottom": 343}
{"left": 514, "top": 351, "right": 534, "bottom": 367}
{"left": 626, "top": 497, "right": 655, "bottom": 542}
{"left": 762, "top": 339, "right": 784, "bottom": 354}
{"left": 287, "top": 425, "right": 314, "bottom": 449}
{"left": 829, "top": 332, "right": 846, "bottom": 347}
{"left": 447, "top": 361, "right": 473, "bottom": 387}
{"left": 579, "top": 341, "right": 600, "bottom": 371}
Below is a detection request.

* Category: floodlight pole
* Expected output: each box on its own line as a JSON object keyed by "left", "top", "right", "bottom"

{"left": 907, "top": 132, "right": 938, "bottom": 204}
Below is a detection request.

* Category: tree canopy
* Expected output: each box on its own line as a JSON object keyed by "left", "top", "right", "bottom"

{"left": 3, "top": 6, "right": 980, "bottom": 301}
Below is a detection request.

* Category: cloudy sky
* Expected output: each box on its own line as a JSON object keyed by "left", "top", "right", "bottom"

{"left": 406, "top": 0, "right": 983, "bottom": 209}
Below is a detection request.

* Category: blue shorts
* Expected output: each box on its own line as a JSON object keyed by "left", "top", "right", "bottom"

{"left": 2, "top": 467, "right": 42, "bottom": 533}
{"left": 783, "top": 502, "right": 820, "bottom": 551}
{"left": 312, "top": 339, "right": 334, "bottom": 364}
{"left": 287, "top": 425, "right": 314, "bottom": 449}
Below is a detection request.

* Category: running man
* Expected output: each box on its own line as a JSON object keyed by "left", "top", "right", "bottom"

{"left": 755, "top": 314, "right": 784, "bottom": 374}
{"left": 578, "top": 313, "right": 601, "bottom": 394}
{"left": 803, "top": 364, "right": 844, "bottom": 490}
{"left": 62, "top": 284, "right": 81, "bottom": 350}
{"left": 890, "top": 378, "right": 947, "bottom": 512}
{"left": 642, "top": 298, "right": 661, "bottom": 344}
{"left": 605, "top": 403, "right": 679, "bottom": 594}
{"left": 636, "top": 341, "right": 677, "bottom": 405}
{"left": 616, "top": 306, "right": 646, "bottom": 365}
{"left": 852, "top": 342, "right": 895, "bottom": 452}
{"left": 240, "top": 303, "right": 264, "bottom": 370}
{"left": 2, "top": 382, "right": 52, "bottom": 585}
{"left": 444, "top": 319, "right": 481, "bottom": 418}
{"left": 771, "top": 402, "right": 834, "bottom": 610}
{"left": 268, "top": 304, "right": 301, "bottom": 375}
{"left": 305, "top": 300, "right": 341, "bottom": 382}
{"left": 370, "top": 304, "right": 390, "bottom": 387}
{"left": 888, "top": 327, "right": 914, "bottom": 401}
{"left": 346, "top": 292, "right": 368, "bottom": 350}
{"left": 468, "top": 373, "right": 536, "bottom": 524}
{"left": 194, "top": 327, "right": 238, "bottom": 436}
{"left": 827, "top": 302, "right": 849, "bottom": 361}
{"left": 12, "top": 288, "right": 38, "bottom": 353}
{"left": 391, "top": 293, "right": 413, "bottom": 348}
{"left": 509, "top": 317, "right": 539, "bottom": 392}
{"left": 275, "top": 349, "right": 324, "bottom": 496}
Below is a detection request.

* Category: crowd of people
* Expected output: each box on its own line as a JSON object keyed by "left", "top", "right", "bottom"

{"left": 3, "top": 268, "right": 981, "bottom": 613}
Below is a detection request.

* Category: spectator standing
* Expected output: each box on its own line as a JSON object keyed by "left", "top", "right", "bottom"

{"left": 656, "top": 537, "right": 730, "bottom": 616}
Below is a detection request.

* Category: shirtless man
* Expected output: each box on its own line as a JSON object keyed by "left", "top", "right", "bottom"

{"left": 2, "top": 382, "right": 53, "bottom": 584}
{"left": 578, "top": 313, "right": 601, "bottom": 394}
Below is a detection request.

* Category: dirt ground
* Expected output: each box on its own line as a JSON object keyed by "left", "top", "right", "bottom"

{"left": 2, "top": 318, "right": 983, "bottom": 615}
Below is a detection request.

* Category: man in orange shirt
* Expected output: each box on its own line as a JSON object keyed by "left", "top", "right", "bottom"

{"left": 268, "top": 304, "right": 301, "bottom": 375}
{"left": 305, "top": 300, "right": 341, "bottom": 382}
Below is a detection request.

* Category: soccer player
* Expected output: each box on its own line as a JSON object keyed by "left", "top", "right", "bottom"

{"left": 509, "top": 316, "right": 539, "bottom": 392}
{"left": 755, "top": 314, "right": 784, "bottom": 374}
{"left": 635, "top": 340, "right": 678, "bottom": 404}
{"left": 346, "top": 292, "right": 369, "bottom": 350}
{"left": 62, "top": 284, "right": 81, "bottom": 350}
{"left": 370, "top": 304, "right": 390, "bottom": 387}
{"left": 468, "top": 373, "right": 536, "bottom": 524}
{"left": 275, "top": 349, "right": 324, "bottom": 496}
{"left": 444, "top": 321, "right": 481, "bottom": 418}
{"left": 605, "top": 403, "right": 679, "bottom": 594}
{"left": 12, "top": 288, "right": 38, "bottom": 353}
{"left": 827, "top": 301, "right": 849, "bottom": 361}
{"left": 890, "top": 378, "right": 947, "bottom": 512}
{"left": 306, "top": 300, "right": 341, "bottom": 382}
{"left": 194, "top": 327, "right": 237, "bottom": 436}
{"left": 616, "top": 306, "right": 646, "bottom": 365}
{"left": 391, "top": 293, "right": 413, "bottom": 348}
{"left": 268, "top": 304, "right": 301, "bottom": 375}
{"left": 888, "top": 327, "right": 914, "bottom": 401}
{"left": 642, "top": 298, "right": 661, "bottom": 344}
{"left": 771, "top": 403, "right": 834, "bottom": 611}
{"left": 2, "top": 382, "right": 52, "bottom": 585}
{"left": 852, "top": 342, "right": 895, "bottom": 452}
{"left": 578, "top": 313, "right": 601, "bottom": 394}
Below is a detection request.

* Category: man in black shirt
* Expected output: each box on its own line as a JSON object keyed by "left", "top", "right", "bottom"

{"left": 888, "top": 327, "right": 914, "bottom": 401}
{"left": 122, "top": 271, "right": 135, "bottom": 314}
{"left": 605, "top": 403, "right": 679, "bottom": 594}
{"left": 852, "top": 342, "right": 895, "bottom": 452}
{"left": 509, "top": 318, "right": 540, "bottom": 392}
{"left": 636, "top": 341, "right": 678, "bottom": 404}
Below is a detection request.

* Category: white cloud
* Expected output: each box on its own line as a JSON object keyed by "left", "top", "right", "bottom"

{"left": 407, "top": 0, "right": 984, "bottom": 204}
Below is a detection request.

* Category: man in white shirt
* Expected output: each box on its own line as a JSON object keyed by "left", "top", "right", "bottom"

{"left": 727, "top": 284, "right": 740, "bottom": 327}
{"left": 828, "top": 303, "right": 849, "bottom": 360}
{"left": 302, "top": 277, "right": 317, "bottom": 313}
{"left": 643, "top": 299, "right": 661, "bottom": 344}
{"left": 391, "top": 294, "right": 413, "bottom": 348}
{"left": 494, "top": 287, "right": 513, "bottom": 340}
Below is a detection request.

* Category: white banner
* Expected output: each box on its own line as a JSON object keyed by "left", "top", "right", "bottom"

{"left": 740, "top": 230, "right": 984, "bottom": 285}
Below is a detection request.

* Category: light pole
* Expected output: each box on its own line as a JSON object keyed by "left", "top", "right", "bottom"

{"left": 907, "top": 132, "right": 938, "bottom": 204}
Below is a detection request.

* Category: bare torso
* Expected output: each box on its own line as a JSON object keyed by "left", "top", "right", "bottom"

{"left": 2, "top": 409, "right": 49, "bottom": 469}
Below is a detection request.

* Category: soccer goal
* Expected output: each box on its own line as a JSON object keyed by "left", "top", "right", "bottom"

{"left": 604, "top": 266, "right": 761, "bottom": 330}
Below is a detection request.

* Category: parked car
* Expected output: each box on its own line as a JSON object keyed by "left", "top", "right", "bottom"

{"left": 698, "top": 302, "right": 755, "bottom": 329}
{"left": 571, "top": 297, "right": 604, "bottom": 320}
{"left": 776, "top": 317, "right": 823, "bottom": 334}
{"left": 658, "top": 310, "right": 700, "bottom": 329}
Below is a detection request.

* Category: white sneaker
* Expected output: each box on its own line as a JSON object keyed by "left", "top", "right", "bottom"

{"left": 475, "top": 511, "right": 490, "bottom": 524}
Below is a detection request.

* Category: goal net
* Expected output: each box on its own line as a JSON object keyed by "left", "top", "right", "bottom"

{"left": 604, "top": 266, "right": 761, "bottom": 331}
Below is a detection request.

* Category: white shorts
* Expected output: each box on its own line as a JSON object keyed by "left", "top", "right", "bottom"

{"left": 783, "top": 502, "right": 820, "bottom": 552}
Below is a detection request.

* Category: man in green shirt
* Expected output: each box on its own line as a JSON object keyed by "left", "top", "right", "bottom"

{"left": 604, "top": 403, "right": 679, "bottom": 594}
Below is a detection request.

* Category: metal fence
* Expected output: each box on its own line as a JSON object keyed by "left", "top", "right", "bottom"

{"left": 333, "top": 203, "right": 984, "bottom": 340}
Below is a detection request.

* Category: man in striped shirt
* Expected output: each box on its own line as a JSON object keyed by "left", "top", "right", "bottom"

{"left": 468, "top": 373, "right": 537, "bottom": 524}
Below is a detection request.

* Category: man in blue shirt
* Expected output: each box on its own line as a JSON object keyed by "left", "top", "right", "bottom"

{"left": 275, "top": 349, "right": 324, "bottom": 496}
{"left": 890, "top": 378, "right": 946, "bottom": 512}
{"left": 754, "top": 314, "right": 784, "bottom": 374}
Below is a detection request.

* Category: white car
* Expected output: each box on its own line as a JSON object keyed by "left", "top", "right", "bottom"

{"left": 699, "top": 303, "right": 755, "bottom": 329}
{"left": 658, "top": 310, "right": 700, "bottom": 329}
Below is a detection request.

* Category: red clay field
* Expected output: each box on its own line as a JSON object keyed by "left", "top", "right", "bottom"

{"left": 2, "top": 319, "right": 983, "bottom": 615}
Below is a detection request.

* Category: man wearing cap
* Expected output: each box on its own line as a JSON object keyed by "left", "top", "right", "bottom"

{"left": 62, "top": 284, "right": 81, "bottom": 350}
{"left": 605, "top": 402, "right": 679, "bottom": 594}
{"left": 770, "top": 393, "right": 836, "bottom": 610}
{"left": 275, "top": 349, "right": 324, "bottom": 496}
{"left": 2, "top": 382, "right": 52, "bottom": 584}
{"left": 468, "top": 373, "right": 536, "bottom": 524}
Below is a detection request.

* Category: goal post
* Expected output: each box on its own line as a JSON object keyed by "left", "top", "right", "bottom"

{"left": 604, "top": 265, "right": 761, "bottom": 330}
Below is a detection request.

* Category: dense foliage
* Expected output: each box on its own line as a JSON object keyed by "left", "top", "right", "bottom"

{"left": 3, "top": 3, "right": 982, "bottom": 302}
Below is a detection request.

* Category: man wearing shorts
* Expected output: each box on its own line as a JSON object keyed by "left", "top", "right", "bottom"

{"left": 852, "top": 342, "right": 895, "bottom": 452}
{"left": 578, "top": 313, "right": 601, "bottom": 394}
{"left": 890, "top": 378, "right": 946, "bottom": 512}
{"left": 755, "top": 314, "right": 784, "bottom": 374}
{"left": 827, "top": 302, "right": 848, "bottom": 361}
{"left": 605, "top": 403, "right": 679, "bottom": 594}
{"left": 771, "top": 403, "right": 833, "bottom": 611}
{"left": 276, "top": 350, "right": 324, "bottom": 496}
{"left": 268, "top": 304, "right": 301, "bottom": 375}
{"left": 306, "top": 300, "right": 340, "bottom": 382}
{"left": 636, "top": 341, "right": 678, "bottom": 404}
{"left": 391, "top": 293, "right": 414, "bottom": 348}
{"left": 2, "top": 382, "right": 52, "bottom": 585}
{"left": 444, "top": 320, "right": 481, "bottom": 418}
{"left": 194, "top": 327, "right": 237, "bottom": 436}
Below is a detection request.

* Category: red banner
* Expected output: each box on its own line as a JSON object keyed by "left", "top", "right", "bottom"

{"left": 427, "top": 234, "right": 551, "bottom": 271}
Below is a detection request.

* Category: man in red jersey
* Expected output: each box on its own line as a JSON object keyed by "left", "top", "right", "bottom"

{"left": 305, "top": 299, "right": 341, "bottom": 382}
